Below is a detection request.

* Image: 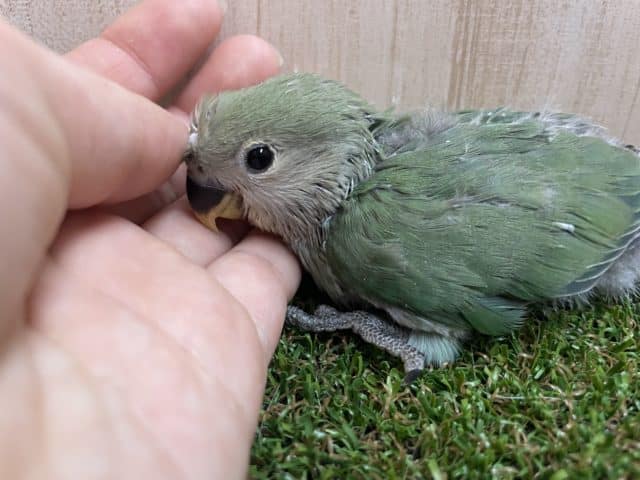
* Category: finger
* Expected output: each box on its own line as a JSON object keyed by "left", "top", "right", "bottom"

{"left": 106, "top": 164, "right": 188, "bottom": 224}
{"left": 65, "top": 0, "right": 225, "bottom": 101}
{"left": 0, "top": 20, "right": 190, "bottom": 320}
{"left": 208, "top": 232, "right": 301, "bottom": 361}
{"left": 0, "top": 22, "right": 188, "bottom": 207}
{"left": 142, "top": 195, "right": 249, "bottom": 265}
{"left": 174, "top": 34, "right": 284, "bottom": 113}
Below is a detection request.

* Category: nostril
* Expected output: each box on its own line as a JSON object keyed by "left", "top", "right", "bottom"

{"left": 183, "top": 149, "right": 195, "bottom": 164}
{"left": 183, "top": 150, "right": 205, "bottom": 175}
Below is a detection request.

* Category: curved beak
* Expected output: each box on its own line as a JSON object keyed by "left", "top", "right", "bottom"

{"left": 186, "top": 176, "right": 244, "bottom": 232}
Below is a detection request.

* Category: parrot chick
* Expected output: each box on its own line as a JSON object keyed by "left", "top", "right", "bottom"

{"left": 184, "top": 73, "right": 640, "bottom": 380}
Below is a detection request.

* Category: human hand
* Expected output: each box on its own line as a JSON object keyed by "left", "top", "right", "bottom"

{"left": 0, "top": 1, "right": 300, "bottom": 478}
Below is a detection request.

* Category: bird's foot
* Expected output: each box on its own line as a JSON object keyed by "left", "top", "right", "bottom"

{"left": 286, "top": 304, "right": 426, "bottom": 382}
{"left": 286, "top": 304, "right": 354, "bottom": 331}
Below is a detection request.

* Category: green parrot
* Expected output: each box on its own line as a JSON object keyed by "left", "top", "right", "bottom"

{"left": 184, "top": 73, "right": 640, "bottom": 380}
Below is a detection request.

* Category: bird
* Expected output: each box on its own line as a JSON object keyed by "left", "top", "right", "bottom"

{"left": 183, "top": 73, "right": 640, "bottom": 380}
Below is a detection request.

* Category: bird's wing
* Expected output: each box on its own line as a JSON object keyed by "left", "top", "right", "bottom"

{"left": 325, "top": 111, "right": 640, "bottom": 335}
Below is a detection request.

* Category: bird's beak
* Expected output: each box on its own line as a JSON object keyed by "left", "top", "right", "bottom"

{"left": 186, "top": 176, "right": 244, "bottom": 232}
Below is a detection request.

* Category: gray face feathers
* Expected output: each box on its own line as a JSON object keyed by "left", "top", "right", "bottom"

{"left": 186, "top": 73, "right": 382, "bottom": 240}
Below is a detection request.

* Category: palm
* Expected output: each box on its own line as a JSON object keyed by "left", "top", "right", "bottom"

{"left": 26, "top": 209, "right": 288, "bottom": 478}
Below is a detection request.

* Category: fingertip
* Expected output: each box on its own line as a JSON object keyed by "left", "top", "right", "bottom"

{"left": 174, "top": 35, "right": 283, "bottom": 113}
{"left": 69, "top": 0, "right": 226, "bottom": 100}
{"left": 168, "top": 106, "right": 191, "bottom": 125}
{"left": 215, "top": 34, "right": 284, "bottom": 88}
{"left": 208, "top": 231, "right": 301, "bottom": 359}
{"left": 225, "top": 230, "right": 302, "bottom": 306}
{"left": 232, "top": 231, "right": 302, "bottom": 301}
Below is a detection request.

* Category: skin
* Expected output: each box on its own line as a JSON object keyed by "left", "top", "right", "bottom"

{"left": 0, "top": 1, "right": 301, "bottom": 478}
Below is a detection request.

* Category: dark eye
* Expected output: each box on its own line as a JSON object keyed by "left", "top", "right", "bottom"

{"left": 245, "top": 145, "right": 274, "bottom": 173}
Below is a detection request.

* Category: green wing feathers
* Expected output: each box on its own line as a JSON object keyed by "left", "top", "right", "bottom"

{"left": 325, "top": 111, "right": 640, "bottom": 335}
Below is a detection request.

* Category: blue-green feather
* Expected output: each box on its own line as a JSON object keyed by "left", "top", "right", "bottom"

{"left": 325, "top": 110, "right": 640, "bottom": 336}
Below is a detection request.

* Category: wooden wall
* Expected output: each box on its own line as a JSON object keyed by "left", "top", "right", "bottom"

{"left": 2, "top": 0, "right": 640, "bottom": 142}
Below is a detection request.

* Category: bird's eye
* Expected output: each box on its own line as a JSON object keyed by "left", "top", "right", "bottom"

{"left": 245, "top": 145, "right": 275, "bottom": 173}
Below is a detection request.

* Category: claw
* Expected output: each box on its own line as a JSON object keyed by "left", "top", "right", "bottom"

{"left": 403, "top": 369, "right": 423, "bottom": 385}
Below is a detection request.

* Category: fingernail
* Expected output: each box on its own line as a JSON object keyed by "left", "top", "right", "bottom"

{"left": 218, "top": 0, "right": 228, "bottom": 14}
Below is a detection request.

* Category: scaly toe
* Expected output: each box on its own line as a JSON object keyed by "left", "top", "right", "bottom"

{"left": 314, "top": 304, "right": 339, "bottom": 317}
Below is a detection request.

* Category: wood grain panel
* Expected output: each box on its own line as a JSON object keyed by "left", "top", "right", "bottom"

{"left": 2, "top": 0, "right": 640, "bottom": 141}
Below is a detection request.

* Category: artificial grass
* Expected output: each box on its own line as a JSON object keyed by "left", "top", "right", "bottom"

{"left": 249, "top": 294, "right": 640, "bottom": 478}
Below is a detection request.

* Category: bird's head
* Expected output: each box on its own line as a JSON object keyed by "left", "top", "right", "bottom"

{"left": 184, "top": 73, "right": 382, "bottom": 242}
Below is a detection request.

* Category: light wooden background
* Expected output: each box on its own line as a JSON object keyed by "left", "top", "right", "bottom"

{"left": 2, "top": 0, "right": 640, "bottom": 142}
